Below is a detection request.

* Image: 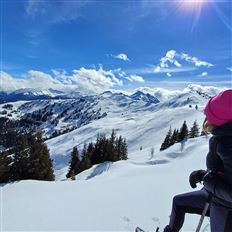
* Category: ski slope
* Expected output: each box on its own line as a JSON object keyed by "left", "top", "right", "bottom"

{"left": 1, "top": 136, "right": 211, "bottom": 231}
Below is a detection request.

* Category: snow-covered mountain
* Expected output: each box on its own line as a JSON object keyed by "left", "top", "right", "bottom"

{"left": 130, "top": 91, "right": 160, "bottom": 104}
{"left": 0, "top": 88, "right": 67, "bottom": 103}
{"left": 0, "top": 90, "right": 161, "bottom": 138}
{"left": 0, "top": 84, "right": 222, "bottom": 142}
{"left": 133, "top": 87, "right": 182, "bottom": 101}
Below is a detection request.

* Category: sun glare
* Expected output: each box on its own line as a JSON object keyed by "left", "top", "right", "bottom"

{"left": 176, "top": 0, "right": 208, "bottom": 31}
{"left": 181, "top": 0, "right": 206, "bottom": 8}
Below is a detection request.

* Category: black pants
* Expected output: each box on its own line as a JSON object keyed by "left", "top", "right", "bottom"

{"left": 168, "top": 189, "right": 232, "bottom": 232}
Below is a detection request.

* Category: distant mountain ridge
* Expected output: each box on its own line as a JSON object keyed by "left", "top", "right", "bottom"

{"left": 0, "top": 84, "right": 224, "bottom": 104}
{"left": 0, "top": 88, "right": 83, "bottom": 103}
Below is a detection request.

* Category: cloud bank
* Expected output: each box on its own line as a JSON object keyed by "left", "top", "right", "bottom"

{"left": 0, "top": 66, "right": 145, "bottom": 94}
{"left": 0, "top": 67, "right": 123, "bottom": 94}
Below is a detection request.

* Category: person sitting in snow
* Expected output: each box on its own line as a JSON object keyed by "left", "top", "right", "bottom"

{"left": 164, "top": 89, "right": 232, "bottom": 232}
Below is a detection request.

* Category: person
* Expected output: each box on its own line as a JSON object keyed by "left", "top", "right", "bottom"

{"left": 163, "top": 89, "right": 232, "bottom": 232}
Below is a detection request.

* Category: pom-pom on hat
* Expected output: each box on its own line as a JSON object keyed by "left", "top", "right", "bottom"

{"left": 204, "top": 89, "right": 232, "bottom": 126}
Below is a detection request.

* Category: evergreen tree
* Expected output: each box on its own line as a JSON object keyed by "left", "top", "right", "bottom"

{"left": 11, "top": 134, "right": 31, "bottom": 180}
{"left": 91, "top": 133, "right": 106, "bottom": 165}
{"left": 80, "top": 144, "right": 92, "bottom": 172}
{"left": 189, "top": 120, "right": 200, "bottom": 138}
{"left": 103, "top": 129, "right": 117, "bottom": 161}
{"left": 0, "top": 151, "right": 11, "bottom": 183}
{"left": 29, "top": 132, "right": 54, "bottom": 181}
{"left": 178, "top": 121, "right": 189, "bottom": 142}
{"left": 86, "top": 142, "right": 94, "bottom": 162}
{"left": 121, "top": 138, "right": 128, "bottom": 160}
{"left": 169, "top": 129, "right": 179, "bottom": 146}
{"left": 160, "top": 127, "right": 172, "bottom": 151}
{"left": 66, "top": 146, "right": 80, "bottom": 178}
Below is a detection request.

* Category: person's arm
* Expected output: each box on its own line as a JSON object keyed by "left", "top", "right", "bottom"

{"left": 204, "top": 142, "right": 232, "bottom": 203}
{"left": 203, "top": 172, "right": 232, "bottom": 203}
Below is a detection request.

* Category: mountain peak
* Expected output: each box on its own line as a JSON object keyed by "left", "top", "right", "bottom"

{"left": 130, "top": 91, "right": 160, "bottom": 104}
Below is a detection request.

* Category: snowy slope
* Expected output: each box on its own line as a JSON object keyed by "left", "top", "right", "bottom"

{"left": 1, "top": 84, "right": 224, "bottom": 231}
{"left": 2, "top": 136, "right": 211, "bottom": 231}
{"left": 46, "top": 98, "right": 207, "bottom": 178}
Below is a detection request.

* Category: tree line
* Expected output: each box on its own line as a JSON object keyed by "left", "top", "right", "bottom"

{"left": 0, "top": 117, "right": 128, "bottom": 183}
{"left": 0, "top": 132, "right": 55, "bottom": 183}
{"left": 160, "top": 120, "right": 205, "bottom": 151}
{"left": 67, "top": 130, "right": 128, "bottom": 179}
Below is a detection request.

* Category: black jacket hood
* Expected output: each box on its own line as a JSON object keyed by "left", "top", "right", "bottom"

{"left": 212, "top": 121, "right": 232, "bottom": 136}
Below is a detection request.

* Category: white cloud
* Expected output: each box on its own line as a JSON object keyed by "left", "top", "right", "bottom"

{"left": 113, "top": 53, "right": 130, "bottom": 61}
{"left": 126, "top": 75, "right": 145, "bottom": 83}
{"left": 227, "top": 67, "right": 232, "bottom": 72}
{"left": 154, "top": 50, "right": 213, "bottom": 74}
{"left": 153, "top": 66, "right": 196, "bottom": 74}
{"left": 200, "top": 72, "right": 208, "bottom": 77}
{"left": 0, "top": 67, "right": 123, "bottom": 95}
{"left": 116, "top": 69, "right": 145, "bottom": 83}
{"left": 71, "top": 67, "right": 123, "bottom": 94}
{"left": 0, "top": 72, "right": 26, "bottom": 93}
{"left": 166, "top": 73, "right": 172, "bottom": 77}
{"left": 160, "top": 50, "right": 182, "bottom": 68}
{"left": 181, "top": 53, "right": 213, "bottom": 68}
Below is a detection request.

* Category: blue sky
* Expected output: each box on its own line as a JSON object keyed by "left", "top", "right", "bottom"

{"left": 1, "top": 0, "right": 232, "bottom": 93}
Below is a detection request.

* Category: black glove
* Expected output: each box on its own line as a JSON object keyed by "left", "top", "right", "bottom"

{"left": 189, "top": 169, "right": 207, "bottom": 188}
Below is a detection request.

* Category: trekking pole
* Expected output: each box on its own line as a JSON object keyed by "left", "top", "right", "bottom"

{"left": 195, "top": 193, "right": 212, "bottom": 232}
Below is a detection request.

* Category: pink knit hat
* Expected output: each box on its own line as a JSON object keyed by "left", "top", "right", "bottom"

{"left": 204, "top": 89, "right": 232, "bottom": 126}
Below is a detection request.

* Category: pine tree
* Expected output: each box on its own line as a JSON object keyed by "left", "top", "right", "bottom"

{"left": 169, "top": 129, "right": 179, "bottom": 146}
{"left": 0, "top": 151, "right": 11, "bottom": 183}
{"left": 121, "top": 138, "right": 128, "bottom": 160}
{"left": 66, "top": 146, "right": 80, "bottom": 178}
{"left": 79, "top": 144, "right": 92, "bottom": 172}
{"left": 29, "top": 132, "right": 54, "bottom": 181}
{"left": 107, "top": 129, "right": 117, "bottom": 161}
{"left": 178, "top": 121, "right": 189, "bottom": 142}
{"left": 86, "top": 142, "right": 94, "bottom": 162}
{"left": 160, "top": 127, "right": 172, "bottom": 151}
{"left": 91, "top": 133, "right": 106, "bottom": 165}
{"left": 189, "top": 120, "right": 200, "bottom": 138}
{"left": 11, "top": 134, "right": 31, "bottom": 180}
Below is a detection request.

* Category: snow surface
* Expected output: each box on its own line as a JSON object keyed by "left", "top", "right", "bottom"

{"left": 1, "top": 84, "right": 222, "bottom": 231}
{"left": 1, "top": 136, "right": 211, "bottom": 231}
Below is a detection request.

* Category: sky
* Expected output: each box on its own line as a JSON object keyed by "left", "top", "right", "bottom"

{"left": 0, "top": 0, "right": 232, "bottom": 94}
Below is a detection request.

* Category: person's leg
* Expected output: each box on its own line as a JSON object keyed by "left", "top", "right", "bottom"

{"left": 210, "top": 203, "right": 232, "bottom": 232}
{"left": 165, "top": 189, "right": 209, "bottom": 232}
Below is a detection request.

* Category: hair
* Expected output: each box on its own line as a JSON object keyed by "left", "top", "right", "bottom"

{"left": 203, "top": 117, "right": 216, "bottom": 134}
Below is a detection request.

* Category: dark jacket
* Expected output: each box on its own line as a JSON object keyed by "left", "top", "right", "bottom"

{"left": 203, "top": 122, "right": 232, "bottom": 208}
